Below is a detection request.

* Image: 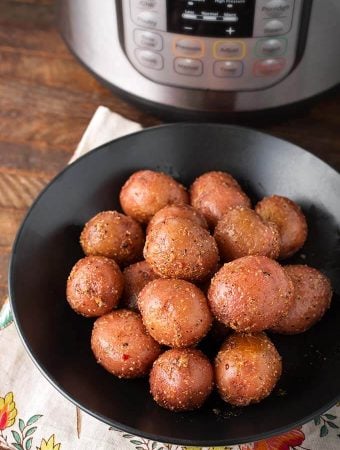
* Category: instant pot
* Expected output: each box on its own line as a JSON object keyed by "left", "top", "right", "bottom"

{"left": 59, "top": 1, "right": 340, "bottom": 117}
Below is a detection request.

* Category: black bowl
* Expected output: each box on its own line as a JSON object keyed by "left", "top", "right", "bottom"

{"left": 9, "top": 124, "right": 340, "bottom": 446}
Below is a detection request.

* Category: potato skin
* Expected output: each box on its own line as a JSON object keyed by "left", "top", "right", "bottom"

{"left": 150, "top": 348, "right": 214, "bottom": 411}
{"left": 191, "top": 171, "right": 241, "bottom": 193}
{"left": 215, "top": 333, "right": 282, "bottom": 406}
{"left": 190, "top": 171, "right": 251, "bottom": 228}
{"left": 214, "top": 206, "right": 280, "bottom": 261}
{"left": 119, "top": 170, "right": 189, "bottom": 223}
{"left": 208, "top": 256, "right": 294, "bottom": 332}
{"left": 144, "top": 217, "right": 219, "bottom": 282}
{"left": 66, "top": 256, "right": 124, "bottom": 317}
{"left": 271, "top": 265, "right": 332, "bottom": 334}
{"left": 91, "top": 309, "right": 162, "bottom": 378}
{"left": 255, "top": 195, "right": 308, "bottom": 259}
{"left": 138, "top": 279, "right": 212, "bottom": 347}
{"left": 121, "top": 261, "right": 159, "bottom": 311}
{"left": 147, "top": 204, "right": 208, "bottom": 234}
{"left": 80, "top": 211, "right": 144, "bottom": 266}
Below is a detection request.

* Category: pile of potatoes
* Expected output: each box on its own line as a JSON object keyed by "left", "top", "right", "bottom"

{"left": 66, "top": 170, "right": 332, "bottom": 411}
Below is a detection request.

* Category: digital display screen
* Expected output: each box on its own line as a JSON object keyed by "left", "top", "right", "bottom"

{"left": 167, "top": 0, "right": 256, "bottom": 37}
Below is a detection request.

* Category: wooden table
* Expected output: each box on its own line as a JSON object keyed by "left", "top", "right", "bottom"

{"left": 0, "top": 0, "right": 339, "bottom": 308}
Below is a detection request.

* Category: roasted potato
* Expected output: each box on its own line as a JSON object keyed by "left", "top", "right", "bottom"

{"left": 120, "top": 170, "right": 189, "bottom": 223}
{"left": 150, "top": 348, "right": 214, "bottom": 411}
{"left": 144, "top": 217, "right": 219, "bottom": 282}
{"left": 66, "top": 256, "right": 124, "bottom": 317}
{"left": 147, "top": 204, "right": 208, "bottom": 234}
{"left": 91, "top": 309, "right": 161, "bottom": 378}
{"left": 271, "top": 265, "right": 332, "bottom": 334}
{"left": 80, "top": 210, "right": 144, "bottom": 265}
{"left": 138, "top": 279, "right": 212, "bottom": 347}
{"left": 255, "top": 195, "right": 308, "bottom": 259}
{"left": 120, "top": 260, "right": 159, "bottom": 311}
{"left": 208, "top": 256, "right": 294, "bottom": 332}
{"left": 215, "top": 333, "right": 282, "bottom": 406}
{"left": 190, "top": 171, "right": 251, "bottom": 228}
{"left": 214, "top": 206, "right": 280, "bottom": 261}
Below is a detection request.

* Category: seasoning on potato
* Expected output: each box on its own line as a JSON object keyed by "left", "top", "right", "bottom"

{"left": 147, "top": 204, "right": 208, "bottom": 234}
{"left": 271, "top": 265, "right": 332, "bottom": 334}
{"left": 208, "top": 255, "right": 294, "bottom": 332}
{"left": 255, "top": 195, "right": 308, "bottom": 259}
{"left": 150, "top": 348, "right": 214, "bottom": 411}
{"left": 120, "top": 260, "right": 159, "bottom": 311}
{"left": 190, "top": 171, "right": 251, "bottom": 228}
{"left": 66, "top": 255, "right": 124, "bottom": 317}
{"left": 215, "top": 333, "right": 282, "bottom": 406}
{"left": 80, "top": 210, "right": 144, "bottom": 266}
{"left": 91, "top": 309, "right": 161, "bottom": 378}
{"left": 214, "top": 206, "right": 280, "bottom": 261}
{"left": 144, "top": 217, "right": 219, "bottom": 281}
{"left": 138, "top": 279, "right": 212, "bottom": 347}
{"left": 119, "top": 170, "right": 189, "bottom": 223}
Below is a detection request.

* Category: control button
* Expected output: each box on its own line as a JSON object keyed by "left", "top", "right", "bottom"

{"left": 256, "top": 38, "right": 287, "bottom": 57}
{"left": 173, "top": 38, "right": 204, "bottom": 57}
{"left": 134, "top": 29, "right": 163, "bottom": 51}
{"left": 253, "top": 0, "right": 296, "bottom": 37}
{"left": 253, "top": 58, "right": 286, "bottom": 76}
{"left": 214, "top": 61, "right": 243, "bottom": 78}
{"left": 131, "top": 0, "right": 159, "bottom": 10}
{"left": 134, "top": 11, "right": 160, "bottom": 29}
{"left": 174, "top": 58, "right": 203, "bottom": 76}
{"left": 263, "top": 19, "right": 285, "bottom": 34}
{"left": 214, "top": 41, "right": 246, "bottom": 60}
{"left": 225, "top": 26, "right": 236, "bottom": 36}
{"left": 135, "top": 49, "right": 163, "bottom": 70}
{"left": 261, "top": 0, "right": 292, "bottom": 18}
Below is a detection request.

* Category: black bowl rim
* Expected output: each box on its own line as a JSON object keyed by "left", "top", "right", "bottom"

{"left": 8, "top": 122, "right": 340, "bottom": 446}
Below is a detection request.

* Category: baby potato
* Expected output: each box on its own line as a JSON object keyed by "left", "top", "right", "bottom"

{"left": 208, "top": 256, "right": 294, "bottom": 332}
{"left": 119, "top": 170, "right": 189, "bottom": 223}
{"left": 144, "top": 217, "right": 219, "bottom": 282}
{"left": 255, "top": 195, "right": 308, "bottom": 259}
{"left": 192, "top": 171, "right": 241, "bottom": 192}
{"left": 138, "top": 279, "right": 212, "bottom": 347}
{"left": 80, "top": 211, "right": 144, "bottom": 266}
{"left": 215, "top": 333, "right": 282, "bottom": 406}
{"left": 91, "top": 309, "right": 162, "bottom": 378}
{"left": 66, "top": 256, "right": 124, "bottom": 317}
{"left": 214, "top": 206, "right": 280, "bottom": 261}
{"left": 271, "top": 265, "right": 332, "bottom": 334}
{"left": 190, "top": 171, "right": 251, "bottom": 228}
{"left": 150, "top": 348, "right": 214, "bottom": 411}
{"left": 147, "top": 204, "right": 208, "bottom": 234}
{"left": 120, "top": 260, "right": 159, "bottom": 311}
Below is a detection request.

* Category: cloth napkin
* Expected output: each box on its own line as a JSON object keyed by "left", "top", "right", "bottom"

{"left": 0, "top": 106, "right": 339, "bottom": 450}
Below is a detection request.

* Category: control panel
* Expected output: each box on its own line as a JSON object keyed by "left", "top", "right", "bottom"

{"left": 121, "top": 0, "right": 304, "bottom": 91}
